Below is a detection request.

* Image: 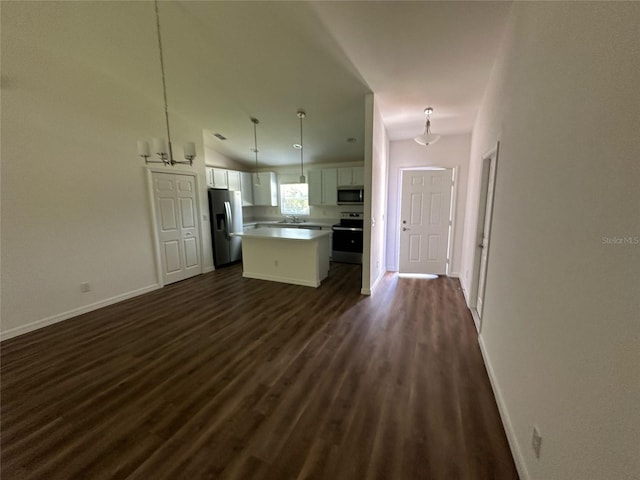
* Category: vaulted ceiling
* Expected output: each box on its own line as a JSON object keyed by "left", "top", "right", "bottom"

{"left": 150, "top": 1, "right": 512, "bottom": 167}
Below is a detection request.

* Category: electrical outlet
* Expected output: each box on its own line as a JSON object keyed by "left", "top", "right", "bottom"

{"left": 80, "top": 282, "right": 91, "bottom": 293}
{"left": 531, "top": 425, "right": 542, "bottom": 459}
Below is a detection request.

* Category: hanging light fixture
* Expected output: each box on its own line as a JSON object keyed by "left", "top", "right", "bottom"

{"left": 137, "top": 0, "right": 196, "bottom": 166}
{"left": 414, "top": 107, "right": 440, "bottom": 146}
{"left": 295, "top": 110, "right": 306, "bottom": 183}
{"left": 251, "top": 117, "right": 261, "bottom": 186}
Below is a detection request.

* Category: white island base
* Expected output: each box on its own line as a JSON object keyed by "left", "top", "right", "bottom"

{"left": 235, "top": 228, "right": 331, "bottom": 287}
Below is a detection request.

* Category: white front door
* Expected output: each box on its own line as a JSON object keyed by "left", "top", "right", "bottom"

{"left": 152, "top": 172, "right": 202, "bottom": 285}
{"left": 399, "top": 169, "right": 453, "bottom": 275}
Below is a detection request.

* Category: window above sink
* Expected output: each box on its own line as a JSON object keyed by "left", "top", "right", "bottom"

{"left": 280, "top": 183, "right": 309, "bottom": 216}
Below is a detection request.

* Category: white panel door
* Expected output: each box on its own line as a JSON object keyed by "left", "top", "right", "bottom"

{"left": 399, "top": 169, "right": 453, "bottom": 274}
{"left": 153, "top": 172, "right": 202, "bottom": 285}
{"left": 476, "top": 156, "right": 497, "bottom": 318}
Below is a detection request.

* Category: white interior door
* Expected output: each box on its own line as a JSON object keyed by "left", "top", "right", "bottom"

{"left": 475, "top": 155, "right": 497, "bottom": 319}
{"left": 152, "top": 172, "right": 202, "bottom": 285}
{"left": 399, "top": 169, "right": 453, "bottom": 275}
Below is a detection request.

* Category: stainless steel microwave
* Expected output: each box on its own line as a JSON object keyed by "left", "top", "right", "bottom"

{"left": 337, "top": 186, "right": 364, "bottom": 205}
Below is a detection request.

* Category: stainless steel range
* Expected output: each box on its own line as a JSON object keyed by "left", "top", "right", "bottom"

{"left": 332, "top": 212, "right": 364, "bottom": 264}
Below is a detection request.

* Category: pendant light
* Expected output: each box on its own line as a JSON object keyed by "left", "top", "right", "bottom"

{"left": 296, "top": 110, "right": 306, "bottom": 183}
{"left": 251, "top": 117, "right": 261, "bottom": 186}
{"left": 137, "top": 0, "right": 196, "bottom": 166}
{"left": 414, "top": 107, "right": 440, "bottom": 146}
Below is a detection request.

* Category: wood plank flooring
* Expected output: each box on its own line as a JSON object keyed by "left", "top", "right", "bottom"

{"left": 1, "top": 263, "right": 518, "bottom": 480}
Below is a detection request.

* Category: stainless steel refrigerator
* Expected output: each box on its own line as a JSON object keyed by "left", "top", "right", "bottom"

{"left": 208, "top": 189, "right": 243, "bottom": 267}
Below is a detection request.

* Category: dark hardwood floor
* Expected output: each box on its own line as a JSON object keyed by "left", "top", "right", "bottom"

{"left": 1, "top": 263, "right": 518, "bottom": 480}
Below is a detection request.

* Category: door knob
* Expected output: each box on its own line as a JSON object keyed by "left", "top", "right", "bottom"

{"left": 403, "top": 227, "right": 410, "bottom": 231}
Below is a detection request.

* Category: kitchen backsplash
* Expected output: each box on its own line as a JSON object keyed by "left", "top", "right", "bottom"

{"left": 244, "top": 205, "right": 363, "bottom": 223}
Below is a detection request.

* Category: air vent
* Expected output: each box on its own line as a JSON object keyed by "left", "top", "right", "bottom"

{"left": 213, "top": 133, "right": 227, "bottom": 140}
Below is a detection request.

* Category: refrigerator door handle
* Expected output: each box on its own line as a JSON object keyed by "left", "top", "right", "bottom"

{"left": 223, "top": 201, "right": 232, "bottom": 240}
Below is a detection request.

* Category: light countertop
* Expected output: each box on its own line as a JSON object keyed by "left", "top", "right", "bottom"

{"left": 243, "top": 220, "right": 336, "bottom": 228}
{"left": 235, "top": 227, "right": 331, "bottom": 241}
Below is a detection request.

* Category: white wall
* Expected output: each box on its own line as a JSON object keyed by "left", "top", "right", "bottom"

{"left": 387, "top": 134, "right": 471, "bottom": 274}
{"left": 362, "top": 94, "right": 389, "bottom": 295}
{"left": 0, "top": 2, "right": 226, "bottom": 338}
{"left": 460, "top": 3, "right": 640, "bottom": 479}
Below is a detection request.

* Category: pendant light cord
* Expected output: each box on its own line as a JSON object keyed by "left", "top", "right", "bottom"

{"left": 298, "top": 112, "right": 305, "bottom": 178}
{"left": 154, "top": 0, "right": 173, "bottom": 160}
{"left": 252, "top": 118, "right": 259, "bottom": 168}
{"left": 251, "top": 118, "right": 260, "bottom": 184}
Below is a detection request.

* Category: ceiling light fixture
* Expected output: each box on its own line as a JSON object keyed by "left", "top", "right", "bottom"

{"left": 297, "top": 110, "right": 306, "bottom": 183}
{"left": 251, "top": 117, "right": 261, "bottom": 186}
{"left": 137, "top": 0, "right": 196, "bottom": 166}
{"left": 414, "top": 107, "right": 440, "bottom": 146}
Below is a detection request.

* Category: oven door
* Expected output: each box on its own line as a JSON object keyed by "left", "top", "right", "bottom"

{"left": 332, "top": 227, "right": 364, "bottom": 253}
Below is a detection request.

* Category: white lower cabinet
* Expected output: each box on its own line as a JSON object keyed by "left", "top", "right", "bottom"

{"left": 322, "top": 226, "right": 333, "bottom": 258}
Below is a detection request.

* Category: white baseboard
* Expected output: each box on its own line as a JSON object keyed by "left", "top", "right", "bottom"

{"left": 459, "top": 277, "right": 482, "bottom": 332}
{"left": 0, "top": 284, "right": 161, "bottom": 341}
{"left": 459, "top": 275, "right": 471, "bottom": 303}
{"left": 478, "top": 334, "right": 529, "bottom": 480}
{"left": 362, "top": 269, "right": 386, "bottom": 296}
{"left": 203, "top": 266, "right": 215, "bottom": 273}
{"left": 242, "top": 272, "right": 320, "bottom": 288}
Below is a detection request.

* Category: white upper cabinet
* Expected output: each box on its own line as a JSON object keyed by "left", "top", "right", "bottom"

{"left": 252, "top": 172, "right": 278, "bottom": 206}
{"left": 240, "top": 172, "right": 254, "bottom": 206}
{"left": 206, "top": 167, "right": 229, "bottom": 189}
{"left": 227, "top": 170, "right": 241, "bottom": 191}
{"left": 309, "top": 168, "right": 337, "bottom": 206}
{"left": 206, "top": 168, "right": 214, "bottom": 188}
{"left": 308, "top": 171, "right": 322, "bottom": 205}
{"left": 337, "top": 166, "right": 364, "bottom": 186}
{"left": 352, "top": 166, "right": 364, "bottom": 185}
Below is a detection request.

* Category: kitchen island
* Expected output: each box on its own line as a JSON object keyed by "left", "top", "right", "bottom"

{"left": 234, "top": 227, "right": 331, "bottom": 287}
